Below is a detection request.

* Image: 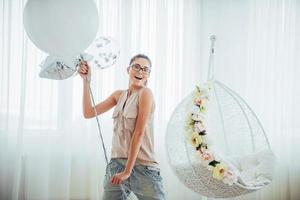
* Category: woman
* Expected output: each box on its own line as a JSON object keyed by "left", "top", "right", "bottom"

{"left": 79, "top": 54, "right": 165, "bottom": 200}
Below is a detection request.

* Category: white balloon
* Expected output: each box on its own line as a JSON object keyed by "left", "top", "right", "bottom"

{"left": 87, "top": 37, "right": 120, "bottom": 69}
{"left": 23, "top": 0, "right": 99, "bottom": 58}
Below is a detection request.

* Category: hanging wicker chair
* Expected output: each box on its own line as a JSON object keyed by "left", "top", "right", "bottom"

{"left": 165, "top": 36, "right": 275, "bottom": 198}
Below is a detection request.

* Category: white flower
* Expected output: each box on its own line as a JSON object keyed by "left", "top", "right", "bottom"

{"left": 199, "top": 142, "right": 208, "bottom": 153}
{"left": 191, "top": 113, "right": 204, "bottom": 121}
{"left": 200, "top": 90, "right": 209, "bottom": 99}
{"left": 195, "top": 86, "right": 209, "bottom": 98}
{"left": 194, "top": 121, "right": 205, "bottom": 133}
{"left": 203, "top": 136, "right": 213, "bottom": 146}
{"left": 194, "top": 86, "right": 202, "bottom": 98}
{"left": 204, "top": 82, "right": 213, "bottom": 90}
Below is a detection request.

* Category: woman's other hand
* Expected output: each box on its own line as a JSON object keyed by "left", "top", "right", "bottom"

{"left": 111, "top": 171, "right": 131, "bottom": 185}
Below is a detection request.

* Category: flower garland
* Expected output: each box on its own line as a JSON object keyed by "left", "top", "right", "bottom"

{"left": 185, "top": 84, "right": 237, "bottom": 185}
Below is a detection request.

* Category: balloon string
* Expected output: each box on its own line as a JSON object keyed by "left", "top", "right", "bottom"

{"left": 84, "top": 76, "right": 133, "bottom": 200}
{"left": 86, "top": 79, "right": 109, "bottom": 164}
{"left": 79, "top": 57, "right": 110, "bottom": 165}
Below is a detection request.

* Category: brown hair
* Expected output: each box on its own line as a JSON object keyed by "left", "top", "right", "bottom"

{"left": 129, "top": 54, "right": 152, "bottom": 68}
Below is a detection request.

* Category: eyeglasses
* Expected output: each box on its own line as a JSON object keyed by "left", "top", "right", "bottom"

{"left": 130, "top": 64, "right": 151, "bottom": 74}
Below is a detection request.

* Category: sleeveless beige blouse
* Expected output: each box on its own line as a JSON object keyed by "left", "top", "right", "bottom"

{"left": 111, "top": 88, "right": 159, "bottom": 168}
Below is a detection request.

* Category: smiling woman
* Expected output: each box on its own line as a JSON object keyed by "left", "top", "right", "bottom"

{"left": 79, "top": 54, "right": 165, "bottom": 200}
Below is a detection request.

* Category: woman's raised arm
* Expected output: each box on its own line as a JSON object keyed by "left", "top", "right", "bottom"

{"left": 79, "top": 61, "right": 123, "bottom": 119}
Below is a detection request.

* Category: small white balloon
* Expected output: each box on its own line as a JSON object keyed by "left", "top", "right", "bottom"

{"left": 87, "top": 37, "right": 120, "bottom": 69}
{"left": 23, "top": 0, "right": 99, "bottom": 58}
{"left": 39, "top": 53, "right": 93, "bottom": 80}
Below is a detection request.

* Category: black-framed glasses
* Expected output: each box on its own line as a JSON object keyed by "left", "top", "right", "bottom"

{"left": 130, "top": 64, "right": 151, "bottom": 74}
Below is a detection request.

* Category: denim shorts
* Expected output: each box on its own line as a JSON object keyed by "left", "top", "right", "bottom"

{"left": 102, "top": 158, "right": 165, "bottom": 200}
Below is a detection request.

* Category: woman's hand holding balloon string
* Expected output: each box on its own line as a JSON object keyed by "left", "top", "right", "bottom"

{"left": 78, "top": 61, "right": 91, "bottom": 83}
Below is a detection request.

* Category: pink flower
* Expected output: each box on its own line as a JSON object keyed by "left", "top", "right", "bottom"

{"left": 194, "top": 121, "right": 205, "bottom": 133}
{"left": 194, "top": 97, "right": 208, "bottom": 107}
{"left": 199, "top": 151, "right": 214, "bottom": 165}
{"left": 222, "top": 169, "right": 237, "bottom": 185}
{"left": 194, "top": 97, "right": 202, "bottom": 106}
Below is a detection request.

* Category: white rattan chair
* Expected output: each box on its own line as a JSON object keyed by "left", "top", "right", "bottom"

{"left": 165, "top": 36, "right": 275, "bottom": 198}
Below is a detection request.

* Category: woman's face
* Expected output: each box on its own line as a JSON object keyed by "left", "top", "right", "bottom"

{"left": 127, "top": 58, "right": 151, "bottom": 87}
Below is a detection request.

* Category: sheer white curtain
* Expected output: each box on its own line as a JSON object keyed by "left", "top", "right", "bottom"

{"left": 0, "top": 0, "right": 299, "bottom": 199}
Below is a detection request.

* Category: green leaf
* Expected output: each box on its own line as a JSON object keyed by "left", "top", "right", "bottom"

{"left": 208, "top": 160, "right": 220, "bottom": 167}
